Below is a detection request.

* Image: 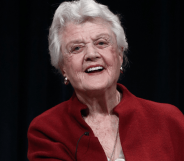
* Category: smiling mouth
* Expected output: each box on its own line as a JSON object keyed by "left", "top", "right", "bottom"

{"left": 85, "top": 66, "right": 104, "bottom": 73}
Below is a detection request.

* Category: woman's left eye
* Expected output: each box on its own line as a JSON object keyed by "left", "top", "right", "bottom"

{"left": 98, "top": 42, "right": 105, "bottom": 45}
{"left": 96, "top": 40, "right": 109, "bottom": 48}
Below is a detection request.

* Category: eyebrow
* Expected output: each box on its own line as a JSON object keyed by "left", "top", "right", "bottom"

{"left": 94, "top": 33, "right": 110, "bottom": 40}
{"left": 66, "top": 40, "right": 84, "bottom": 50}
{"left": 66, "top": 33, "right": 111, "bottom": 48}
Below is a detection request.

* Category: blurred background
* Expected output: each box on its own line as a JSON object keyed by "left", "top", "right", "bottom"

{"left": 0, "top": 0, "right": 183, "bottom": 160}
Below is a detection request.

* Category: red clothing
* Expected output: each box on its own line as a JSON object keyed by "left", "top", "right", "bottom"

{"left": 27, "top": 84, "right": 184, "bottom": 161}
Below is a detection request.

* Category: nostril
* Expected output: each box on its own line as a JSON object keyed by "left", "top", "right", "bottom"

{"left": 85, "top": 52, "right": 100, "bottom": 61}
{"left": 85, "top": 57, "right": 95, "bottom": 61}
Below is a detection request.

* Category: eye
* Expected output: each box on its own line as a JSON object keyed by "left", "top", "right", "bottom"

{"left": 70, "top": 45, "right": 84, "bottom": 54}
{"left": 74, "top": 46, "right": 80, "bottom": 51}
{"left": 95, "top": 39, "right": 109, "bottom": 48}
{"left": 98, "top": 42, "right": 105, "bottom": 45}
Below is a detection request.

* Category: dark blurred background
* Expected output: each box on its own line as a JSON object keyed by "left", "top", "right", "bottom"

{"left": 0, "top": 0, "right": 183, "bottom": 160}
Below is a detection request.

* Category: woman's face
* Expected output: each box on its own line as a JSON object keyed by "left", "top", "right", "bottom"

{"left": 60, "top": 19, "right": 123, "bottom": 94}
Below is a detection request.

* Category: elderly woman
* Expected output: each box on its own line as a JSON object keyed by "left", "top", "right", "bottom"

{"left": 27, "top": 0, "right": 184, "bottom": 161}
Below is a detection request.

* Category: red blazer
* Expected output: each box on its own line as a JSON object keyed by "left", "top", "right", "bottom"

{"left": 27, "top": 84, "right": 184, "bottom": 161}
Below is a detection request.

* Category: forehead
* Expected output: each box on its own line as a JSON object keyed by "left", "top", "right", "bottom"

{"left": 61, "top": 19, "right": 114, "bottom": 44}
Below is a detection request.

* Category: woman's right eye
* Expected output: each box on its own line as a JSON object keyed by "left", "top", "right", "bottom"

{"left": 74, "top": 47, "right": 80, "bottom": 51}
{"left": 70, "top": 45, "right": 83, "bottom": 54}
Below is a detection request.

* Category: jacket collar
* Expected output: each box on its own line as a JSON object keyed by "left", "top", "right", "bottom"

{"left": 68, "top": 83, "right": 139, "bottom": 127}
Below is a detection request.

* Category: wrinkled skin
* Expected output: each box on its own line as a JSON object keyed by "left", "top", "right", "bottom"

{"left": 60, "top": 18, "right": 123, "bottom": 160}
{"left": 60, "top": 18, "right": 123, "bottom": 96}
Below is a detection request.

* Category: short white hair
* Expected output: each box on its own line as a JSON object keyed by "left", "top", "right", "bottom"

{"left": 49, "top": 0, "right": 128, "bottom": 70}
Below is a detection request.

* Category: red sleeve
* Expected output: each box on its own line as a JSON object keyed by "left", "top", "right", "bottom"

{"left": 27, "top": 119, "right": 74, "bottom": 161}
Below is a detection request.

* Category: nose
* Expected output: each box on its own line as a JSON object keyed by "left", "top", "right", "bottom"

{"left": 84, "top": 44, "right": 100, "bottom": 61}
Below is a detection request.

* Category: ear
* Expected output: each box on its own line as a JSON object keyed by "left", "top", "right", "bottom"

{"left": 59, "top": 62, "right": 67, "bottom": 78}
{"left": 61, "top": 68, "right": 66, "bottom": 77}
{"left": 118, "top": 47, "right": 123, "bottom": 65}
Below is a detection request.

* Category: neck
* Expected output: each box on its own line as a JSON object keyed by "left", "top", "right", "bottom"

{"left": 75, "top": 85, "right": 121, "bottom": 117}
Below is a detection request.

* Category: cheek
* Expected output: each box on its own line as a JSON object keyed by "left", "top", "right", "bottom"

{"left": 103, "top": 47, "right": 120, "bottom": 66}
{"left": 66, "top": 55, "right": 84, "bottom": 74}
{"left": 63, "top": 55, "right": 74, "bottom": 75}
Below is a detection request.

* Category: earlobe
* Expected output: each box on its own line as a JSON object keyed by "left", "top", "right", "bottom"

{"left": 61, "top": 68, "right": 67, "bottom": 77}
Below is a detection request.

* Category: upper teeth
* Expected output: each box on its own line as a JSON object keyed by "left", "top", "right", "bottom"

{"left": 87, "top": 66, "right": 103, "bottom": 72}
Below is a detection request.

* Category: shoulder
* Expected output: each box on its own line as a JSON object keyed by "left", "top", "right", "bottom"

{"left": 118, "top": 84, "right": 184, "bottom": 160}
{"left": 118, "top": 83, "right": 183, "bottom": 120}
{"left": 33, "top": 99, "right": 69, "bottom": 121}
{"left": 134, "top": 97, "right": 184, "bottom": 138}
{"left": 27, "top": 99, "right": 77, "bottom": 160}
{"left": 137, "top": 97, "right": 183, "bottom": 120}
{"left": 118, "top": 83, "right": 184, "bottom": 129}
{"left": 28, "top": 99, "right": 72, "bottom": 136}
